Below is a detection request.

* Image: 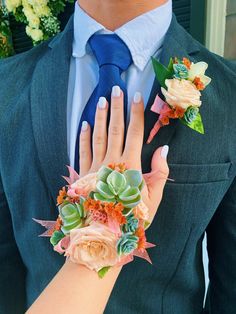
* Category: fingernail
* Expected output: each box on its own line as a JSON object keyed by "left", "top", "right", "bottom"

{"left": 161, "top": 145, "right": 169, "bottom": 159}
{"left": 133, "top": 92, "right": 142, "bottom": 104}
{"left": 98, "top": 97, "right": 107, "bottom": 109}
{"left": 81, "top": 121, "right": 88, "bottom": 131}
{"left": 112, "top": 85, "right": 121, "bottom": 97}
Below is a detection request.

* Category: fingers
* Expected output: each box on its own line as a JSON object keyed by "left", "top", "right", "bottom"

{"left": 145, "top": 145, "right": 169, "bottom": 214}
{"left": 123, "top": 92, "right": 144, "bottom": 170}
{"left": 106, "top": 86, "right": 125, "bottom": 160}
{"left": 79, "top": 121, "right": 92, "bottom": 176}
{"left": 92, "top": 97, "right": 108, "bottom": 167}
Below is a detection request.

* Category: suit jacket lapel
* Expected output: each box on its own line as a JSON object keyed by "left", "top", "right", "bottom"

{"left": 142, "top": 14, "right": 200, "bottom": 172}
{"left": 30, "top": 15, "right": 74, "bottom": 205}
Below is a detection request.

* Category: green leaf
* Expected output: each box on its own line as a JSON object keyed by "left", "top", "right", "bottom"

{"left": 151, "top": 57, "right": 173, "bottom": 88}
{"left": 98, "top": 266, "right": 111, "bottom": 278}
{"left": 167, "top": 57, "right": 175, "bottom": 75}
{"left": 180, "top": 112, "right": 204, "bottom": 134}
{"left": 144, "top": 221, "right": 151, "bottom": 230}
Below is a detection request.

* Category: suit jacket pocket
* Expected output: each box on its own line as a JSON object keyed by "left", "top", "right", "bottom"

{"left": 167, "top": 162, "right": 233, "bottom": 184}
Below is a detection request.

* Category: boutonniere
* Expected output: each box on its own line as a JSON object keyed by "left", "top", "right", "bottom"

{"left": 147, "top": 56, "right": 212, "bottom": 144}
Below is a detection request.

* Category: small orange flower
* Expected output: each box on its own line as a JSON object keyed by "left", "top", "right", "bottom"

{"left": 182, "top": 57, "right": 191, "bottom": 69}
{"left": 160, "top": 115, "right": 170, "bottom": 126}
{"left": 168, "top": 109, "right": 177, "bottom": 119}
{"left": 135, "top": 226, "right": 147, "bottom": 250}
{"left": 193, "top": 77, "right": 205, "bottom": 91}
{"left": 69, "top": 196, "right": 81, "bottom": 204}
{"left": 84, "top": 199, "right": 102, "bottom": 211}
{"left": 174, "top": 106, "right": 186, "bottom": 118}
{"left": 108, "top": 163, "right": 127, "bottom": 173}
{"left": 57, "top": 187, "right": 67, "bottom": 205}
{"left": 104, "top": 202, "right": 126, "bottom": 225}
{"left": 48, "top": 217, "right": 63, "bottom": 236}
{"left": 54, "top": 217, "right": 63, "bottom": 231}
{"left": 84, "top": 199, "right": 126, "bottom": 225}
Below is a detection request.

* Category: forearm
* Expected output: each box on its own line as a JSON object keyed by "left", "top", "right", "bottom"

{"left": 27, "top": 260, "right": 122, "bottom": 314}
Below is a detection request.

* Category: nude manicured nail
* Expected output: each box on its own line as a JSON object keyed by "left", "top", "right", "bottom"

{"left": 98, "top": 97, "right": 107, "bottom": 109}
{"left": 112, "top": 85, "right": 121, "bottom": 97}
{"left": 133, "top": 92, "right": 142, "bottom": 104}
{"left": 81, "top": 121, "right": 88, "bottom": 131}
{"left": 161, "top": 145, "right": 169, "bottom": 159}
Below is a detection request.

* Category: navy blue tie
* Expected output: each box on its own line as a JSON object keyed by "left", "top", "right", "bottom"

{"left": 74, "top": 34, "right": 133, "bottom": 172}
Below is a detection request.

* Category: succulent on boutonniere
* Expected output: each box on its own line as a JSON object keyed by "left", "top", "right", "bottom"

{"left": 147, "top": 56, "right": 212, "bottom": 144}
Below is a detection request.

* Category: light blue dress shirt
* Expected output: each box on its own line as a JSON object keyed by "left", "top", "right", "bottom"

{"left": 67, "top": 1, "right": 172, "bottom": 167}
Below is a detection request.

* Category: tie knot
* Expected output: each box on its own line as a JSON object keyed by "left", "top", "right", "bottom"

{"left": 88, "top": 34, "right": 133, "bottom": 72}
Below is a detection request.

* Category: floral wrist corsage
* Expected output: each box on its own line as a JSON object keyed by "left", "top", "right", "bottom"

{"left": 34, "top": 164, "right": 155, "bottom": 278}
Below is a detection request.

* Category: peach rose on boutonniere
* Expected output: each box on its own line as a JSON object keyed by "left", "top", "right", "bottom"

{"left": 161, "top": 78, "right": 202, "bottom": 110}
{"left": 65, "top": 222, "right": 119, "bottom": 272}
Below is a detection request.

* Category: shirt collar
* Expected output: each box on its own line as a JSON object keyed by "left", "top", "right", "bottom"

{"left": 73, "top": 1, "right": 172, "bottom": 71}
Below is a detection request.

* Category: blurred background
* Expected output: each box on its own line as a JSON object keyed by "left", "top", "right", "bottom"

{"left": 1, "top": 0, "right": 235, "bottom": 60}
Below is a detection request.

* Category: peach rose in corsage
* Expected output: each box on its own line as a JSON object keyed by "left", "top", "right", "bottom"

{"left": 161, "top": 78, "right": 202, "bottom": 110}
{"left": 133, "top": 200, "right": 149, "bottom": 221}
{"left": 68, "top": 172, "right": 97, "bottom": 198}
{"left": 65, "top": 222, "right": 119, "bottom": 271}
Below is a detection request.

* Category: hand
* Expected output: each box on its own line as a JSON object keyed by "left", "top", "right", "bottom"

{"left": 79, "top": 85, "right": 169, "bottom": 224}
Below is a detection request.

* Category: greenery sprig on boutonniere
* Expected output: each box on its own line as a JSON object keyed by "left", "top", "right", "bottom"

{"left": 0, "top": 5, "right": 14, "bottom": 58}
{"left": 147, "top": 56, "right": 212, "bottom": 144}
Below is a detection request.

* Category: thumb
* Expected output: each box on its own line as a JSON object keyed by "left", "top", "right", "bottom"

{"left": 144, "top": 145, "right": 169, "bottom": 206}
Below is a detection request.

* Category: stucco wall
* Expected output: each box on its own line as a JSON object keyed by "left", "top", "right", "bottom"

{"left": 224, "top": 0, "right": 236, "bottom": 59}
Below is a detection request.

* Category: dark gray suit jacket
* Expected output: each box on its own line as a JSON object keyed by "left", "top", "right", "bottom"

{"left": 0, "top": 13, "right": 236, "bottom": 314}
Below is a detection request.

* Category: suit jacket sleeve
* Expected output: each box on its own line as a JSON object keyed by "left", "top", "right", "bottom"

{"left": 204, "top": 175, "right": 236, "bottom": 314}
{"left": 0, "top": 174, "right": 27, "bottom": 314}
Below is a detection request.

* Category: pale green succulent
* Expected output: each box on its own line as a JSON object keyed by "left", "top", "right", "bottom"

{"left": 93, "top": 166, "right": 144, "bottom": 209}
{"left": 116, "top": 232, "right": 139, "bottom": 256}
{"left": 50, "top": 230, "right": 65, "bottom": 246}
{"left": 122, "top": 214, "right": 139, "bottom": 233}
{"left": 59, "top": 202, "right": 84, "bottom": 235}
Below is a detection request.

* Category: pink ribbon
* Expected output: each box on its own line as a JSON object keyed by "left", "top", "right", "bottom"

{"left": 147, "top": 95, "right": 172, "bottom": 144}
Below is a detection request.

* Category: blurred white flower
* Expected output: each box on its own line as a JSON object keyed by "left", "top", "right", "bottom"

{"left": 26, "top": 26, "right": 43, "bottom": 42}
{"left": 188, "top": 62, "right": 212, "bottom": 87}
{"left": 5, "top": 0, "right": 22, "bottom": 13}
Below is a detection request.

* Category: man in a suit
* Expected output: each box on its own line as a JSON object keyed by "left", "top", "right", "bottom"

{"left": 0, "top": 0, "right": 236, "bottom": 313}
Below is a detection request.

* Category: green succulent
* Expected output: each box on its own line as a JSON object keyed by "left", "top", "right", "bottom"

{"left": 117, "top": 233, "right": 139, "bottom": 256}
{"left": 50, "top": 230, "right": 65, "bottom": 246}
{"left": 94, "top": 166, "right": 144, "bottom": 209}
{"left": 173, "top": 63, "right": 189, "bottom": 79}
{"left": 59, "top": 202, "right": 84, "bottom": 235}
{"left": 184, "top": 106, "right": 199, "bottom": 124}
{"left": 122, "top": 214, "right": 139, "bottom": 233}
